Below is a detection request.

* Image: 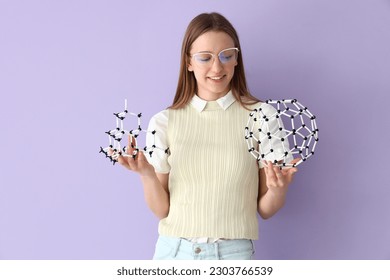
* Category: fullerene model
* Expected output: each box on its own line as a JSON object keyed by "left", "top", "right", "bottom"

{"left": 245, "top": 99, "right": 319, "bottom": 168}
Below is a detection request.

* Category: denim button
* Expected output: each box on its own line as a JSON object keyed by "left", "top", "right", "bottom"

{"left": 194, "top": 247, "right": 201, "bottom": 254}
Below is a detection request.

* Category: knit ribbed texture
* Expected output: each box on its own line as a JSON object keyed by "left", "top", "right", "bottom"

{"left": 158, "top": 100, "right": 260, "bottom": 240}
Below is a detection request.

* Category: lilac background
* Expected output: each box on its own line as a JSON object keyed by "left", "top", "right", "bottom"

{"left": 1, "top": 0, "right": 389, "bottom": 260}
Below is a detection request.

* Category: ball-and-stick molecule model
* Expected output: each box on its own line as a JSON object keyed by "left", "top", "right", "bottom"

{"left": 99, "top": 99, "right": 169, "bottom": 165}
{"left": 245, "top": 99, "right": 319, "bottom": 168}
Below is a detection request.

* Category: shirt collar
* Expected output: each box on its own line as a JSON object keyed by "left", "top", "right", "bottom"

{"left": 190, "top": 90, "right": 236, "bottom": 112}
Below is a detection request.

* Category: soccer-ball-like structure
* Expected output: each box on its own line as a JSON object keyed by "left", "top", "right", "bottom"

{"left": 245, "top": 99, "right": 319, "bottom": 168}
{"left": 99, "top": 100, "right": 169, "bottom": 165}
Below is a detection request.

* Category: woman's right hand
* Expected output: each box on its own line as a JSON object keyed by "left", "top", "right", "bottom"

{"left": 115, "top": 135, "right": 156, "bottom": 177}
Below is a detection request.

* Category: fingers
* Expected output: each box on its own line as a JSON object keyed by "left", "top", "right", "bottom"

{"left": 263, "top": 161, "right": 278, "bottom": 183}
{"left": 283, "top": 167, "right": 297, "bottom": 185}
{"left": 263, "top": 159, "right": 299, "bottom": 173}
{"left": 108, "top": 135, "right": 149, "bottom": 172}
{"left": 263, "top": 160, "right": 297, "bottom": 188}
{"left": 125, "top": 135, "right": 136, "bottom": 157}
{"left": 118, "top": 148, "right": 148, "bottom": 170}
{"left": 117, "top": 153, "right": 127, "bottom": 165}
{"left": 117, "top": 153, "right": 132, "bottom": 170}
{"left": 108, "top": 135, "right": 152, "bottom": 177}
{"left": 286, "top": 167, "right": 298, "bottom": 176}
{"left": 116, "top": 137, "right": 137, "bottom": 170}
{"left": 117, "top": 152, "right": 137, "bottom": 171}
{"left": 290, "top": 157, "right": 301, "bottom": 166}
{"left": 127, "top": 135, "right": 137, "bottom": 151}
{"left": 137, "top": 149, "right": 148, "bottom": 162}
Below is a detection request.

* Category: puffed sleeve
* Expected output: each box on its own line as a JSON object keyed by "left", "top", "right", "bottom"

{"left": 145, "top": 110, "right": 170, "bottom": 173}
{"left": 258, "top": 103, "right": 294, "bottom": 168}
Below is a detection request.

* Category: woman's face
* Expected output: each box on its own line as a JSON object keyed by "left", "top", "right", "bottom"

{"left": 188, "top": 31, "right": 237, "bottom": 101}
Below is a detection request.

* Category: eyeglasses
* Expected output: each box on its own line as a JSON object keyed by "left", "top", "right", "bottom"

{"left": 190, "top": 47, "right": 239, "bottom": 66}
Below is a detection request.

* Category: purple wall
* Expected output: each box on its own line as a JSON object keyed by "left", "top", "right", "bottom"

{"left": 1, "top": 0, "right": 389, "bottom": 260}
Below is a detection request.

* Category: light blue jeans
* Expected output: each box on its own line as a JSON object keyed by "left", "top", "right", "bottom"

{"left": 153, "top": 235, "right": 255, "bottom": 260}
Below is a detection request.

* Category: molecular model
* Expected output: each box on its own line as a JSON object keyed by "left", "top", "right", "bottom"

{"left": 99, "top": 99, "right": 169, "bottom": 165}
{"left": 245, "top": 99, "right": 319, "bottom": 168}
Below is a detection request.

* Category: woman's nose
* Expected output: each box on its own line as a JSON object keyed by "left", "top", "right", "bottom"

{"left": 210, "top": 56, "right": 223, "bottom": 72}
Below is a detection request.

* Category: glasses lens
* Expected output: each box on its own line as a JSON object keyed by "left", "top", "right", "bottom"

{"left": 193, "top": 53, "right": 213, "bottom": 64}
{"left": 219, "top": 49, "right": 238, "bottom": 64}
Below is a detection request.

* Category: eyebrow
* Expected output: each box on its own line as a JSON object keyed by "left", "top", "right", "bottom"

{"left": 193, "top": 50, "right": 212, "bottom": 54}
{"left": 193, "top": 47, "right": 235, "bottom": 54}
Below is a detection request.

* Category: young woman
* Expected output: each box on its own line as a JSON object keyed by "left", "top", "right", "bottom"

{"left": 117, "top": 12, "right": 298, "bottom": 260}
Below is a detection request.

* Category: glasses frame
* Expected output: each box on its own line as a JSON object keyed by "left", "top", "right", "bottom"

{"left": 190, "top": 47, "right": 239, "bottom": 66}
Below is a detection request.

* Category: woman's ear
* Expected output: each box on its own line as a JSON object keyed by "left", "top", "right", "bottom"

{"left": 188, "top": 63, "right": 193, "bottom": 72}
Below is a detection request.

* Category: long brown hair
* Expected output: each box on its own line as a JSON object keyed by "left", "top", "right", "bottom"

{"left": 169, "top": 12, "right": 260, "bottom": 110}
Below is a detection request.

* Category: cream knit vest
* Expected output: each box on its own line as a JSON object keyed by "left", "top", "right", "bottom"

{"left": 158, "top": 100, "right": 260, "bottom": 240}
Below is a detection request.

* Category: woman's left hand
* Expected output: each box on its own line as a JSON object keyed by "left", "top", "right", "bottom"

{"left": 263, "top": 158, "right": 300, "bottom": 195}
